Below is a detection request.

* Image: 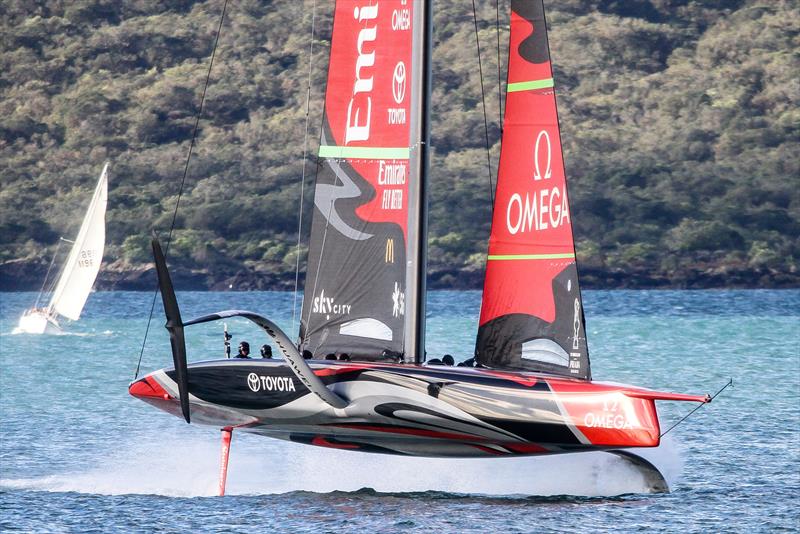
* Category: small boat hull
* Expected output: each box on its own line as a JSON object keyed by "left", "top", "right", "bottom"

{"left": 130, "top": 360, "right": 698, "bottom": 458}
{"left": 14, "top": 310, "right": 62, "bottom": 334}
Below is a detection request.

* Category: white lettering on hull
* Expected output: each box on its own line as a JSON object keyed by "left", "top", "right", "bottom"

{"left": 582, "top": 397, "right": 633, "bottom": 429}
{"left": 247, "top": 372, "right": 297, "bottom": 393}
{"left": 583, "top": 412, "right": 633, "bottom": 429}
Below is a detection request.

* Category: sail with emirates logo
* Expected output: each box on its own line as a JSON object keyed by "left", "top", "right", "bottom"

{"left": 300, "top": 0, "right": 427, "bottom": 360}
{"left": 476, "top": 0, "right": 590, "bottom": 380}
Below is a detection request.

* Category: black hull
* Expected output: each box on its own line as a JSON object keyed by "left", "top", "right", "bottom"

{"left": 131, "top": 360, "right": 690, "bottom": 457}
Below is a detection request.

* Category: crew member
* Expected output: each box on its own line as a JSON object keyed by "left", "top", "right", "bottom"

{"left": 442, "top": 354, "right": 455, "bottom": 366}
{"left": 235, "top": 341, "right": 251, "bottom": 359}
{"left": 260, "top": 344, "right": 273, "bottom": 359}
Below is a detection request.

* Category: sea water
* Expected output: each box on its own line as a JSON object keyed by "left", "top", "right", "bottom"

{"left": 0, "top": 290, "right": 797, "bottom": 532}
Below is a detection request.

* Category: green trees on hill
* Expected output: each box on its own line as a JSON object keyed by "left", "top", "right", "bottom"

{"left": 0, "top": 0, "right": 797, "bottom": 287}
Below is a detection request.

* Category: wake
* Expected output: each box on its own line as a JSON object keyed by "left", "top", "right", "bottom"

{"left": 0, "top": 433, "right": 683, "bottom": 498}
{"left": 5, "top": 329, "right": 113, "bottom": 336}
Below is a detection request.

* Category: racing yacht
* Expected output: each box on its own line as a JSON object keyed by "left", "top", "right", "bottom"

{"left": 130, "top": 1, "right": 710, "bottom": 495}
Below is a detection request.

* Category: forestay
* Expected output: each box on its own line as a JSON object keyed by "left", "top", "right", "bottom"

{"left": 476, "top": 0, "right": 590, "bottom": 380}
{"left": 300, "top": 0, "right": 424, "bottom": 360}
{"left": 49, "top": 162, "right": 109, "bottom": 321}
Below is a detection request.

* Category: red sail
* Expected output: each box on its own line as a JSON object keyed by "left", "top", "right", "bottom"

{"left": 300, "top": 0, "right": 418, "bottom": 359}
{"left": 476, "top": 0, "right": 590, "bottom": 380}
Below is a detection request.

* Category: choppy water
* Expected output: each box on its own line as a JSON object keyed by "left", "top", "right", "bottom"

{"left": 1, "top": 290, "right": 798, "bottom": 532}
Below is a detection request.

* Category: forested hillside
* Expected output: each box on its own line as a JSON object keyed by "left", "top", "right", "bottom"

{"left": 1, "top": 0, "right": 797, "bottom": 290}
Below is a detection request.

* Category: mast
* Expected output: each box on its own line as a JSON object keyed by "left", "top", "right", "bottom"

{"left": 403, "top": 0, "right": 432, "bottom": 364}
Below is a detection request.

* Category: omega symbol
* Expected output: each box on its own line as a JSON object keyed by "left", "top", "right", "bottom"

{"left": 533, "top": 130, "right": 552, "bottom": 181}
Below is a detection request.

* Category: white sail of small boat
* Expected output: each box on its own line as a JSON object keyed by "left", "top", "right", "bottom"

{"left": 16, "top": 162, "right": 109, "bottom": 334}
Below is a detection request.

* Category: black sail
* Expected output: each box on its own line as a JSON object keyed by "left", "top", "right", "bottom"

{"left": 300, "top": 1, "right": 427, "bottom": 361}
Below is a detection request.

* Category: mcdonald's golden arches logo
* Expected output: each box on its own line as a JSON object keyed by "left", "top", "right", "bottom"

{"left": 385, "top": 238, "right": 395, "bottom": 263}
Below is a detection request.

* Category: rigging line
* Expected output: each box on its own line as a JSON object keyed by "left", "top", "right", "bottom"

{"left": 45, "top": 240, "right": 68, "bottom": 289}
{"left": 292, "top": 0, "right": 318, "bottom": 336}
{"left": 134, "top": 0, "right": 229, "bottom": 380}
{"left": 495, "top": 0, "right": 503, "bottom": 129}
{"left": 301, "top": 151, "right": 335, "bottom": 350}
{"left": 537, "top": 5, "right": 592, "bottom": 368}
{"left": 298, "top": 79, "right": 329, "bottom": 348}
{"left": 44, "top": 237, "right": 74, "bottom": 309}
{"left": 297, "top": 84, "right": 329, "bottom": 348}
{"left": 660, "top": 378, "right": 733, "bottom": 438}
{"left": 34, "top": 238, "right": 64, "bottom": 309}
{"left": 471, "top": 0, "right": 495, "bottom": 207}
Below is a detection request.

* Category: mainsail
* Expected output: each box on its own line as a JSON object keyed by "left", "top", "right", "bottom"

{"left": 48, "top": 162, "right": 109, "bottom": 321}
{"left": 300, "top": 1, "right": 427, "bottom": 360}
{"left": 476, "top": 0, "right": 590, "bottom": 379}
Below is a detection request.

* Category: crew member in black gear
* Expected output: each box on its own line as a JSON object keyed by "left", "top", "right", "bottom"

{"left": 260, "top": 344, "right": 272, "bottom": 359}
{"left": 442, "top": 354, "right": 455, "bottom": 366}
{"left": 235, "top": 341, "right": 251, "bottom": 359}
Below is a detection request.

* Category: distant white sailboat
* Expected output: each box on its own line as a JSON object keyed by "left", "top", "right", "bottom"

{"left": 16, "top": 163, "right": 109, "bottom": 334}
